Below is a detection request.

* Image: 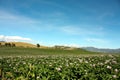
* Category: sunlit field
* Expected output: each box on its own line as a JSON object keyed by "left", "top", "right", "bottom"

{"left": 0, "top": 47, "right": 100, "bottom": 57}
{"left": 0, "top": 47, "right": 120, "bottom": 80}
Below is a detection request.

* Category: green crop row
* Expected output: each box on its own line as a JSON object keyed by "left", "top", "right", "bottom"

{"left": 0, "top": 55, "right": 120, "bottom": 80}
{"left": 0, "top": 47, "right": 99, "bottom": 57}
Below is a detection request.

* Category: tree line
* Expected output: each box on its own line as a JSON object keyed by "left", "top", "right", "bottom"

{"left": 0, "top": 43, "right": 41, "bottom": 48}
{"left": 0, "top": 43, "right": 16, "bottom": 47}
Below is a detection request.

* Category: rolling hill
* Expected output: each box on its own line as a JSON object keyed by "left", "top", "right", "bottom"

{"left": 82, "top": 47, "right": 120, "bottom": 53}
{"left": 0, "top": 41, "right": 47, "bottom": 48}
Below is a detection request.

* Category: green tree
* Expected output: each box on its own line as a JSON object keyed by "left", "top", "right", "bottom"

{"left": 8, "top": 43, "right": 11, "bottom": 47}
{"left": 37, "top": 44, "right": 40, "bottom": 48}
{"left": 5, "top": 43, "right": 8, "bottom": 47}
{"left": 5, "top": 43, "right": 12, "bottom": 47}
{"left": 11, "top": 43, "right": 16, "bottom": 47}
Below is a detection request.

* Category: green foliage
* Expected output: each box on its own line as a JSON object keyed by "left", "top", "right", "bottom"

{"left": 0, "top": 43, "right": 16, "bottom": 47}
{"left": 0, "top": 55, "right": 120, "bottom": 80}
{"left": 36, "top": 44, "right": 40, "bottom": 48}
{"left": 1, "top": 47, "right": 119, "bottom": 79}
{"left": 0, "top": 47, "right": 99, "bottom": 57}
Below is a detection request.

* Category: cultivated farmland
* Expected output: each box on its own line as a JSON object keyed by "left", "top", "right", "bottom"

{"left": 0, "top": 47, "right": 120, "bottom": 80}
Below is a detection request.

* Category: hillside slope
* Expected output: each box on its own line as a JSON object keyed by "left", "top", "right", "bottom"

{"left": 0, "top": 42, "right": 46, "bottom": 48}
{"left": 0, "top": 47, "right": 101, "bottom": 56}
{"left": 82, "top": 47, "right": 120, "bottom": 53}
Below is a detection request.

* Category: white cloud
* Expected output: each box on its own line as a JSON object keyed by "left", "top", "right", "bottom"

{"left": 60, "top": 26, "right": 104, "bottom": 36}
{"left": 0, "top": 35, "right": 32, "bottom": 42}
{"left": 60, "top": 26, "right": 81, "bottom": 35}
{"left": 0, "top": 10, "right": 41, "bottom": 24}
{"left": 86, "top": 38, "right": 107, "bottom": 43}
{"left": 0, "top": 35, "right": 5, "bottom": 41}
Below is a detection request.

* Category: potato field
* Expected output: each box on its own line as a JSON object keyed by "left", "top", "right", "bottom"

{"left": 0, "top": 54, "right": 120, "bottom": 80}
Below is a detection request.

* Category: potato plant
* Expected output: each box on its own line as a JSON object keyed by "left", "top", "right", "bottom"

{"left": 0, "top": 55, "right": 120, "bottom": 80}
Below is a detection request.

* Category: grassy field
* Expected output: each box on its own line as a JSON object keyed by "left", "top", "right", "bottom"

{"left": 0, "top": 47, "right": 101, "bottom": 57}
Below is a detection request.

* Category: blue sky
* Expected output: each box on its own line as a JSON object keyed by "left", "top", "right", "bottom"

{"left": 0, "top": 0, "right": 120, "bottom": 49}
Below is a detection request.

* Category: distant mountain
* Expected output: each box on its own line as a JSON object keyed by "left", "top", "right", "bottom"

{"left": 82, "top": 47, "right": 120, "bottom": 53}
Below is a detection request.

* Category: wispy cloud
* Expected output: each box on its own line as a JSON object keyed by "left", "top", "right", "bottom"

{"left": 0, "top": 35, "right": 32, "bottom": 42}
{"left": 60, "top": 26, "right": 81, "bottom": 35}
{"left": 97, "top": 12, "right": 114, "bottom": 21}
{"left": 60, "top": 26, "right": 105, "bottom": 36}
{"left": 85, "top": 38, "right": 107, "bottom": 43}
{"left": 0, "top": 10, "right": 41, "bottom": 24}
